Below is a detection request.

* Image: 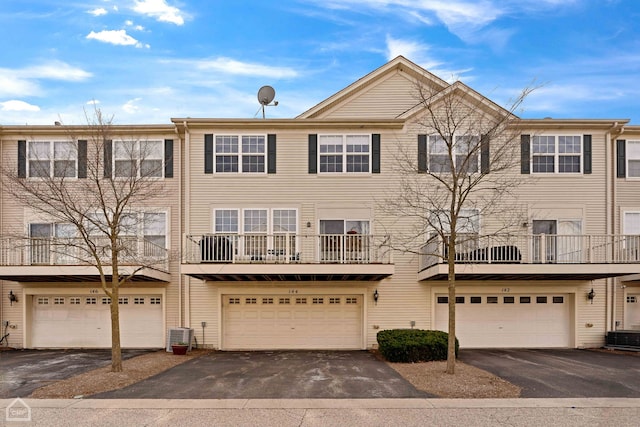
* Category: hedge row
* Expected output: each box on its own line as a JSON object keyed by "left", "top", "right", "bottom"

{"left": 377, "top": 329, "right": 459, "bottom": 363}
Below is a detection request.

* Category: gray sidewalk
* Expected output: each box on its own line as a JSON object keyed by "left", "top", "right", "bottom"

{"left": 3, "top": 398, "right": 640, "bottom": 426}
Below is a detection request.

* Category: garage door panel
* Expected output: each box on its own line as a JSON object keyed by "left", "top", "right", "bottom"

{"left": 435, "top": 293, "right": 571, "bottom": 348}
{"left": 223, "top": 294, "right": 363, "bottom": 350}
{"left": 32, "top": 295, "right": 163, "bottom": 348}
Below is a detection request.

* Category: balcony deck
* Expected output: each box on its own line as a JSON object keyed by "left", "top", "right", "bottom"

{"left": 0, "top": 237, "right": 170, "bottom": 282}
{"left": 419, "top": 234, "right": 640, "bottom": 281}
{"left": 182, "top": 234, "right": 394, "bottom": 281}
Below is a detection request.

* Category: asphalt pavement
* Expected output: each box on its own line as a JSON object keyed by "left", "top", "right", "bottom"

{"left": 93, "top": 350, "right": 431, "bottom": 399}
{"left": 459, "top": 348, "right": 640, "bottom": 398}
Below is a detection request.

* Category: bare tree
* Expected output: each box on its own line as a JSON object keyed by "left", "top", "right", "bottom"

{"left": 381, "top": 79, "right": 537, "bottom": 374}
{"left": 1, "top": 109, "right": 171, "bottom": 372}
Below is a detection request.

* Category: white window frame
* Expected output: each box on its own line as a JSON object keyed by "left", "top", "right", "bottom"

{"left": 624, "top": 211, "right": 640, "bottom": 235}
{"left": 85, "top": 210, "right": 168, "bottom": 249}
{"left": 430, "top": 208, "right": 480, "bottom": 234}
{"left": 626, "top": 140, "right": 640, "bottom": 178}
{"left": 213, "top": 208, "right": 298, "bottom": 235}
{"left": 28, "top": 140, "right": 77, "bottom": 178}
{"left": 113, "top": 139, "right": 164, "bottom": 178}
{"left": 531, "top": 135, "right": 583, "bottom": 174}
{"left": 213, "top": 134, "right": 266, "bottom": 174}
{"left": 318, "top": 134, "right": 371, "bottom": 174}
{"left": 428, "top": 135, "right": 479, "bottom": 174}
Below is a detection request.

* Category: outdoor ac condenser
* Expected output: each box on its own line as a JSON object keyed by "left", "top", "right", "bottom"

{"left": 166, "top": 327, "right": 194, "bottom": 352}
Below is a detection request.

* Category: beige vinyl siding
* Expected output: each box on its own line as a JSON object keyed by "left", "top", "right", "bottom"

{"left": 0, "top": 133, "right": 181, "bottom": 348}
{"left": 319, "top": 72, "right": 421, "bottom": 119}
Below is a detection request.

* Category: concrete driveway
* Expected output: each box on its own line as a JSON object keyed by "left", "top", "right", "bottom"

{"left": 93, "top": 350, "right": 432, "bottom": 399}
{"left": 460, "top": 348, "right": 640, "bottom": 398}
{"left": 0, "top": 349, "right": 150, "bottom": 398}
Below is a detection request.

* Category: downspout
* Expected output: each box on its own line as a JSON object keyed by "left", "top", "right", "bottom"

{"left": 609, "top": 124, "right": 625, "bottom": 330}
{"left": 175, "top": 124, "right": 183, "bottom": 328}
{"left": 605, "top": 126, "right": 613, "bottom": 332}
{"left": 183, "top": 121, "right": 191, "bottom": 328}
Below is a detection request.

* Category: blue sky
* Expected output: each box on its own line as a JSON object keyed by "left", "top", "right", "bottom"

{"left": 1, "top": 0, "right": 639, "bottom": 125}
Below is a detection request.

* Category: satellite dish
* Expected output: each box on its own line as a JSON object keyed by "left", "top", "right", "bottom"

{"left": 257, "top": 86, "right": 278, "bottom": 118}
{"left": 258, "top": 85, "right": 276, "bottom": 105}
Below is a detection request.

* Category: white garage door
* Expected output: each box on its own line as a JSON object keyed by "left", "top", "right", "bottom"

{"left": 32, "top": 295, "right": 163, "bottom": 348}
{"left": 223, "top": 294, "right": 363, "bottom": 350}
{"left": 434, "top": 294, "right": 571, "bottom": 348}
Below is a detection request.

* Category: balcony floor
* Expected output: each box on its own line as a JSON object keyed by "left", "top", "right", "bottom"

{"left": 181, "top": 262, "right": 394, "bottom": 282}
{"left": 0, "top": 265, "right": 170, "bottom": 283}
{"left": 419, "top": 263, "right": 640, "bottom": 281}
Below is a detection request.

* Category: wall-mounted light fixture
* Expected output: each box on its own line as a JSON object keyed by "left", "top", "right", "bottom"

{"left": 8, "top": 290, "right": 17, "bottom": 306}
{"left": 373, "top": 289, "right": 379, "bottom": 305}
{"left": 306, "top": 221, "right": 311, "bottom": 228}
{"left": 587, "top": 288, "right": 596, "bottom": 304}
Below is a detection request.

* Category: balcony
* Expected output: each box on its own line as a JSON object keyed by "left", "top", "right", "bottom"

{"left": 0, "top": 237, "right": 170, "bottom": 282}
{"left": 181, "top": 233, "right": 394, "bottom": 281}
{"left": 419, "top": 234, "right": 640, "bottom": 281}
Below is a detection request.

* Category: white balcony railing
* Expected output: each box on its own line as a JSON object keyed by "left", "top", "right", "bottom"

{"left": 0, "top": 236, "right": 169, "bottom": 272}
{"left": 420, "top": 234, "right": 640, "bottom": 271}
{"left": 183, "top": 233, "right": 393, "bottom": 265}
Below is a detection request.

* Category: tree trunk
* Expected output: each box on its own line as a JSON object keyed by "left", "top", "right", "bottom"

{"left": 446, "top": 232, "right": 456, "bottom": 375}
{"left": 110, "top": 276, "right": 122, "bottom": 372}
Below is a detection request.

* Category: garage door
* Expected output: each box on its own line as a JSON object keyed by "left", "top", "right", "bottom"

{"left": 223, "top": 294, "right": 363, "bottom": 350}
{"left": 434, "top": 294, "right": 571, "bottom": 348}
{"left": 32, "top": 295, "right": 163, "bottom": 348}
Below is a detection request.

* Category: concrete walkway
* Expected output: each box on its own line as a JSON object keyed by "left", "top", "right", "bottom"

{"left": 3, "top": 398, "right": 640, "bottom": 426}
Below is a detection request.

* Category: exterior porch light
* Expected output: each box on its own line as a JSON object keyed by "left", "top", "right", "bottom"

{"left": 8, "top": 290, "right": 17, "bottom": 306}
{"left": 373, "top": 289, "right": 379, "bottom": 305}
{"left": 587, "top": 288, "right": 596, "bottom": 304}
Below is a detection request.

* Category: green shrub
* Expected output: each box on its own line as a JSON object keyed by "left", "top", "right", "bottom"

{"left": 376, "top": 329, "right": 459, "bottom": 363}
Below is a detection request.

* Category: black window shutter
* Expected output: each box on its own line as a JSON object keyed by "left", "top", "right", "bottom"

{"left": 103, "top": 140, "right": 112, "bottom": 178}
{"left": 583, "top": 135, "right": 592, "bottom": 174}
{"left": 520, "top": 134, "right": 530, "bottom": 174}
{"left": 308, "top": 134, "right": 317, "bottom": 174}
{"left": 18, "top": 140, "right": 26, "bottom": 178}
{"left": 617, "top": 139, "right": 626, "bottom": 178}
{"left": 204, "top": 134, "right": 214, "bottom": 174}
{"left": 164, "top": 139, "right": 174, "bottom": 178}
{"left": 267, "top": 134, "right": 276, "bottom": 174}
{"left": 480, "top": 134, "right": 490, "bottom": 174}
{"left": 77, "top": 140, "right": 87, "bottom": 178}
{"left": 371, "top": 134, "right": 381, "bottom": 173}
{"left": 417, "top": 134, "right": 427, "bottom": 173}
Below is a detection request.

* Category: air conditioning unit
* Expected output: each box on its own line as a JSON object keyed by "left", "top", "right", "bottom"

{"left": 166, "top": 327, "right": 194, "bottom": 352}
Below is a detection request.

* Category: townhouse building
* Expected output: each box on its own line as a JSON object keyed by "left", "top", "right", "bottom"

{"left": 0, "top": 56, "right": 638, "bottom": 350}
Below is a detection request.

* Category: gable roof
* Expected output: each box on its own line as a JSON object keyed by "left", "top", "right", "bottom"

{"left": 397, "top": 80, "right": 517, "bottom": 122}
{"left": 296, "top": 56, "right": 450, "bottom": 119}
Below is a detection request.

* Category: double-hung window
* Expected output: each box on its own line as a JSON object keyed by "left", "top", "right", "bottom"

{"left": 532, "top": 135, "right": 582, "bottom": 173}
{"left": 114, "top": 140, "right": 163, "bottom": 178}
{"left": 627, "top": 141, "right": 640, "bottom": 178}
{"left": 28, "top": 141, "right": 77, "bottom": 178}
{"left": 428, "top": 135, "right": 479, "bottom": 173}
{"left": 319, "top": 135, "right": 370, "bottom": 173}
{"left": 211, "top": 208, "right": 298, "bottom": 260}
{"left": 215, "top": 135, "right": 265, "bottom": 173}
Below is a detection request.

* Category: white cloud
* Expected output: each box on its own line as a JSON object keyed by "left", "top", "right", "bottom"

{"left": 86, "top": 99, "right": 101, "bottom": 105}
{"left": 86, "top": 30, "right": 149, "bottom": 48}
{"left": 133, "top": 0, "right": 186, "bottom": 25}
{"left": 0, "top": 100, "right": 40, "bottom": 112}
{"left": 194, "top": 57, "right": 299, "bottom": 78}
{"left": 125, "top": 20, "right": 146, "bottom": 31}
{"left": 385, "top": 36, "right": 471, "bottom": 81}
{"left": 122, "top": 97, "right": 142, "bottom": 114}
{"left": 88, "top": 7, "right": 108, "bottom": 16}
{"left": 0, "top": 61, "right": 91, "bottom": 97}
{"left": 23, "top": 61, "right": 92, "bottom": 81}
